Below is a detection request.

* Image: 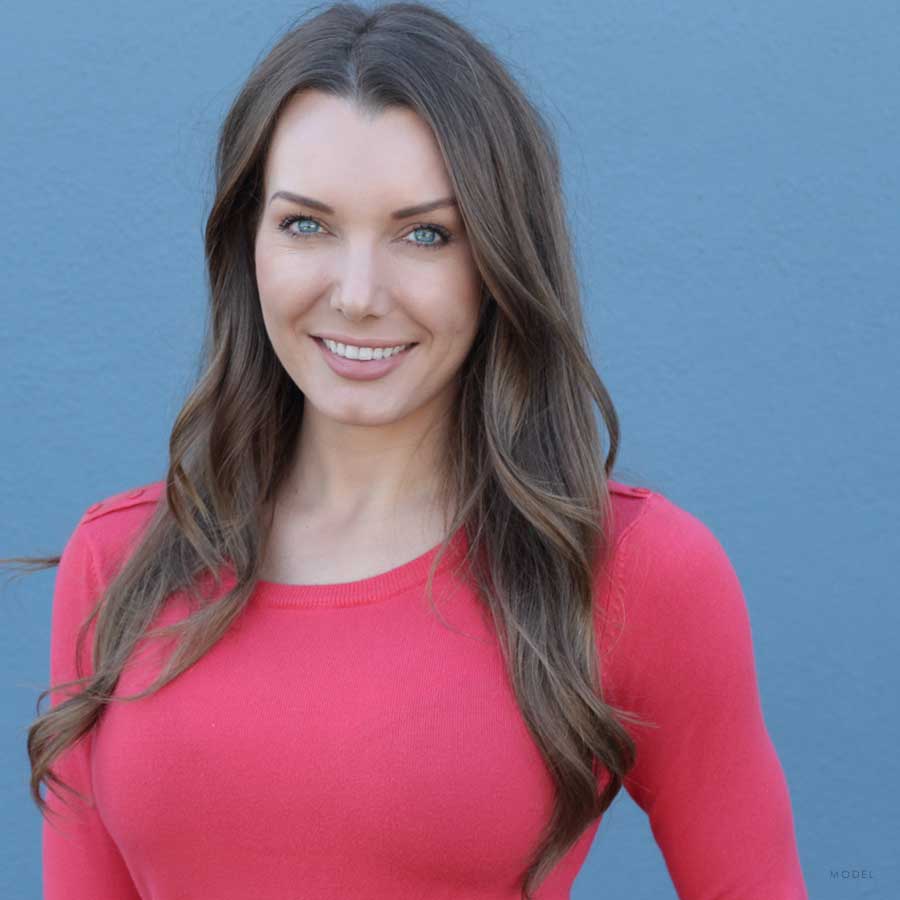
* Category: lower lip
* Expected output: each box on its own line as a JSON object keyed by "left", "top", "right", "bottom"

{"left": 312, "top": 336, "right": 418, "bottom": 381}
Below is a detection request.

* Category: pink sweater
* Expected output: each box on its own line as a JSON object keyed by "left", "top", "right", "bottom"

{"left": 43, "top": 479, "right": 808, "bottom": 899}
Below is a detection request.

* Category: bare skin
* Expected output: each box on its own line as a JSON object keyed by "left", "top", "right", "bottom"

{"left": 252, "top": 90, "right": 482, "bottom": 584}
{"left": 258, "top": 483, "right": 454, "bottom": 585}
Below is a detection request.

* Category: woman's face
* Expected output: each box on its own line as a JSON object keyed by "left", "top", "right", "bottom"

{"left": 254, "top": 90, "right": 483, "bottom": 429}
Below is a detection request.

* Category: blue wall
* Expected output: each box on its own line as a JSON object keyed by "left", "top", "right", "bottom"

{"left": 2, "top": 1, "right": 897, "bottom": 896}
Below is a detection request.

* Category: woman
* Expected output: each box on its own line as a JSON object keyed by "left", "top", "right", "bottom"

{"left": 13, "top": 2, "right": 808, "bottom": 897}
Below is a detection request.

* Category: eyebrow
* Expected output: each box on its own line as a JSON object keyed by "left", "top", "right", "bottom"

{"left": 267, "top": 190, "right": 458, "bottom": 220}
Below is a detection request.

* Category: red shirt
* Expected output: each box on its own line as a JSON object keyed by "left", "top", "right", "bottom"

{"left": 43, "top": 479, "right": 808, "bottom": 898}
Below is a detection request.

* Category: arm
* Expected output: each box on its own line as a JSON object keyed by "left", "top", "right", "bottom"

{"left": 42, "top": 515, "right": 142, "bottom": 900}
{"left": 604, "top": 495, "right": 808, "bottom": 898}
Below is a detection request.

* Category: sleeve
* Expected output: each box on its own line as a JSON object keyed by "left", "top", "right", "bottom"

{"left": 42, "top": 516, "right": 142, "bottom": 900}
{"left": 603, "top": 496, "right": 808, "bottom": 899}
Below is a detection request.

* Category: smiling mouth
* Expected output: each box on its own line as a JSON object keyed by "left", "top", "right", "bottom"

{"left": 313, "top": 336, "right": 418, "bottom": 360}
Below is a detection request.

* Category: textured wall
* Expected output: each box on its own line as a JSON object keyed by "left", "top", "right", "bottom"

{"left": 2, "top": 1, "right": 897, "bottom": 897}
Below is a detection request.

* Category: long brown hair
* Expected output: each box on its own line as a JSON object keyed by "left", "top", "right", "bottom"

{"left": 7, "top": 3, "right": 647, "bottom": 896}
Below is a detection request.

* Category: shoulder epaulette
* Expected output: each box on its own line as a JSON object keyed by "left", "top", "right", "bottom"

{"left": 608, "top": 479, "right": 653, "bottom": 499}
{"left": 82, "top": 480, "right": 166, "bottom": 524}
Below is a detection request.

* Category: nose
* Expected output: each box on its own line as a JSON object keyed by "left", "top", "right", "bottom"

{"left": 328, "top": 243, "right": 392, "bottom": 320}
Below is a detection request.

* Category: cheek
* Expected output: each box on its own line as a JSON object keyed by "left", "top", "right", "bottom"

{"left": 442, "top": 287, "right": 483, "bottom": 341}
{"left": 417, "top": 306, "right": 481, "bottom": 371}
{"left": 253, "top": 241, "right": 281, "bottom": 311}
{"left": 255, "top": 247, "right": 319, "bottom": 321}
{"left": 415, "top": 265, "right": 482, "bottom": 339}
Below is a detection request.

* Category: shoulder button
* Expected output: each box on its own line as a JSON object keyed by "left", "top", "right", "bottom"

{"left": 86, "top": 501, "right": 103, "bottom": 513}
{"left": 630, "top": 486, "right": 651, "bottom": 496}
{"left": 127, "top": 488, "right": 145, "bottom": 498}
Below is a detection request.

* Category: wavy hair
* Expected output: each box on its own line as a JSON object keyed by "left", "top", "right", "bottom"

{"left": 6, "top": 3, "right": 647, "bottom": 896}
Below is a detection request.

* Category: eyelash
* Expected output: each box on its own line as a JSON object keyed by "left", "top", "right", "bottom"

{"left": 276, "top": 214, "right": 453, "bottom": 251}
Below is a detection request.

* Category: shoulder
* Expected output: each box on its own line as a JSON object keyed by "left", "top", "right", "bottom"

{"left": 80, "top": 479, "right": 166, "bottom": 525}
{"left": 606, "top": 478, "right": 732, "bottom": 579}
{"left": 74, "top": 479, "right": 166, "bottom": 583}
{"left": 601, "top": 482, "right": 753, "bottom": 697}
{"left": 50, "top": 480, "right": 166, "bottom": 682}
{"left": 604, "top": 491, "right": 753, "bottom": 715}
{"left": 606, "top": 478, "right": 655, "bottom": 545}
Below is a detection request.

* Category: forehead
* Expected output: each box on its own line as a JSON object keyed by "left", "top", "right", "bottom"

{"left": 264, "top": 90, "right": 453, "bottom": 202}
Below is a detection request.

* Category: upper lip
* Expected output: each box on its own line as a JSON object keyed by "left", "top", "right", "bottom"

{"left": 312, "top": 333, "right": 418, "bottom": 348}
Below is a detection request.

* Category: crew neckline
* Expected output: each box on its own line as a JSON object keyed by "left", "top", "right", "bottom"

{"left": 247, "top": 524, "right": 470, "bottom": 608}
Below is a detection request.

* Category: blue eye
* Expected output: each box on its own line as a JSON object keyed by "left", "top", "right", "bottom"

{"left": 406, "top": 225, "right": 445, "bottom": 249}
{"left": 276, "top": 214, "right": 453, "bottom": 251}
{"left": 281, "top": 215, "right": 322, "bottom": 237}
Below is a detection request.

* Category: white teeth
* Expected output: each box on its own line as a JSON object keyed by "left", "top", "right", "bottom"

{"left": 322, "top": 339, "right": 411, "bottom": 360}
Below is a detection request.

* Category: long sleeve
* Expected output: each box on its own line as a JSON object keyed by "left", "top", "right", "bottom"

{"left": 605, "top": 494, "right": 808, "bottom": 898}
{"left": 42, "top": 514, "right": 142, "bottom": 900}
